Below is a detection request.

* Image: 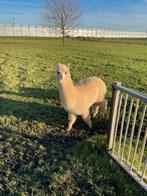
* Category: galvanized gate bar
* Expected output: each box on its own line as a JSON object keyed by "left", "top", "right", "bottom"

{"left": 114, "top": 85, "right": 147, "bottom": 104}
{"left": 130, "top": 105, "right": 147, "bottom": 171}
{"left": 121, "top": 98, "right": 134, "bottom": 162}
{"left": 108, "top": 82, "right": 121, "bottom": 150}
{"left": 118, "top": 94, "right": 128, "bottom": 156}
{"left": 108, "top": 152, "right": 147, "bottom": 192}
{"left": 127, "top": 99, "right": 140, "bottom": 164}
{"left": 141, "top": 159, "right": 147, "bottom": 182}
{"left": 112, "top": 94, "right": 123, "bottom": 153}
{"left": 137, "top": 126, "right": 147, "bottom": 172}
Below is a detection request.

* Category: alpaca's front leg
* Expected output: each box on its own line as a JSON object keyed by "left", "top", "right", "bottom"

{"left": 66, "top": 113, "right": 77, "bottom": 131}
{"left": 81, "top": 111, "right": 92, "bottom": 128}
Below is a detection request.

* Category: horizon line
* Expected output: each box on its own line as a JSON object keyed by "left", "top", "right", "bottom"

{"left": 0, "top": 23, "right": 147, "bottom": 33}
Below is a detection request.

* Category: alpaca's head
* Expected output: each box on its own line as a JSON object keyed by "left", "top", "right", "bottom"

{"left": 56, "top": 63, "right": 71, "bottom": 84}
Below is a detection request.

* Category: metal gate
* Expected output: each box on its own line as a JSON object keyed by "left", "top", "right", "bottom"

{"left": 107, "top": 82, "right": 147, "bottom": 191}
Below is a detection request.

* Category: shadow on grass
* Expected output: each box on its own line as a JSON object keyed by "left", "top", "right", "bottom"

{"left": 0, "top": 87, "right": 109, "bottom": 132}
{"left": 0, "top": 88, "right": 68, "bottom": 134}
{"left": 0, "top": 87, "right": 59, "bottom": 101}
{"left": 0, "top": 96, "right": 66, "bottom": 128}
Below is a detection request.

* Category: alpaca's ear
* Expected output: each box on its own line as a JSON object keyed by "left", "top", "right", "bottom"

{"left": 57, "top": 63, "right": 61, "bottom": 68}
{"left": 66, "top": 63, "right": 70, "bottom": 68}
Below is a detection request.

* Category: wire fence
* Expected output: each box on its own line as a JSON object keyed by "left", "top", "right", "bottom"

{"left": 0, "top": 24, "right": 147, "bottom": 38}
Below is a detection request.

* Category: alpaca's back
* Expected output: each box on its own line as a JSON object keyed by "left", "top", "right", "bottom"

{"left": 75, "top": 77, "right": 106, "bottom": 113}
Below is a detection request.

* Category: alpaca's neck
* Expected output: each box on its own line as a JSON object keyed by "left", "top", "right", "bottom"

{"left": 58, "top": 77, "right": 75, "bottom": 105}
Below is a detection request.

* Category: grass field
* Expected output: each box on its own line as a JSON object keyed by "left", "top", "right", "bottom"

{"left": 0, "top": 37, "right": 147, "bottom": 195}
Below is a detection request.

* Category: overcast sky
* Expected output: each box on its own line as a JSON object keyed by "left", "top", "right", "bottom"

{"left": 0, "top": 0, "right": 147, "bottom": 31}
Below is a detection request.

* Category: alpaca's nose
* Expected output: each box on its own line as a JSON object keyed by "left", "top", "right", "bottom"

{"left": 60, "top": 73, "right": 65, "bottom": 80}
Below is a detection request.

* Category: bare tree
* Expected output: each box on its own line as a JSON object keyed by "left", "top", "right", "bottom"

{"left": 42, "top": 0, "right": 82, "bottom": 46}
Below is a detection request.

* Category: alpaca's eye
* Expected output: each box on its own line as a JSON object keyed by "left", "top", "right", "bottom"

{"left": 57, "top": 71, "right": 60, "bottom": 74}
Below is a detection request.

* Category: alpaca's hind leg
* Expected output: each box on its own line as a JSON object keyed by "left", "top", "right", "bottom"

{"left": 92, "top": 103, "right": 99, "bottom": 118}
{"left": 100, "top": 99, "right": 107, "bottom": 114}
{"left": 66, "top": 113, "right": 77, "bottom": 131}
{"left": 92, "top": 100, "right": 107, "bottom": 117}
{"left": 82, "top": 111, "right": 92, "bottom": 128}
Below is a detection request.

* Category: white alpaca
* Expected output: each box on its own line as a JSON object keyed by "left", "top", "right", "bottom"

{"left": 56, "top": 63, "right": 107, "bottom": 131}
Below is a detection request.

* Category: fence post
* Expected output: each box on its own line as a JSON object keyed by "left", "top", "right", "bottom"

{"left": 4, "top": 24, "right": 6, "bottom": 36}
{"left": 107, "top": 81, "right": 121, "bottom": 150}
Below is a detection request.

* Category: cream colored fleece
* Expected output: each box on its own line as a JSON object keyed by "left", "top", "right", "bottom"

{"left": 56, "top": 63, "right": 107, "bottom": 131}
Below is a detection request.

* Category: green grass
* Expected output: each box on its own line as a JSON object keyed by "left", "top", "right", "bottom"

{"left": 0, "top": 37, "right": 147, "bottom": 195}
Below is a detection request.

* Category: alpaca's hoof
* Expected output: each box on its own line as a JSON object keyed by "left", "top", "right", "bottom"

{"left": 65, "top": 126, "right": 71, "bottom": 132}
{"left": 92, "top": 113, "right": 97, "bottom": 118}
{"left": 88, "top": 123, "right": 92, "bottom": 129}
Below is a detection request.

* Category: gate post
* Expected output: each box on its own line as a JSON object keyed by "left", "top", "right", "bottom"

{"left": 107, "top": 81, "right": 121, "bottom": 150}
